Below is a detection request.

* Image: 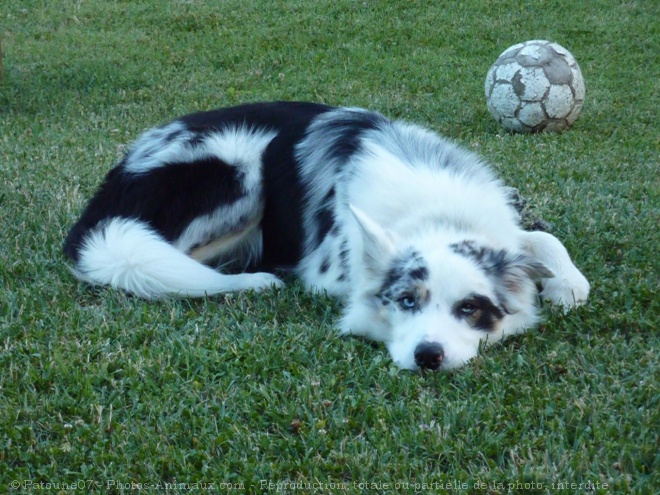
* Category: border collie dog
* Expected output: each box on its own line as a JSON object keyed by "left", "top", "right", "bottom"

{"left": 64, "top": 102, "right": 589, "bottom": 371}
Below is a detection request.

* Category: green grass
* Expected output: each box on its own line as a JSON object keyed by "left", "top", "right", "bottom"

{"left": 1, "top": 0, "right": 658, "bottom": 493}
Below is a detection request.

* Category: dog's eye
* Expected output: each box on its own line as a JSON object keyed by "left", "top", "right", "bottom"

{"left": 398, "top": 296, "right": 416, "bottom": 310}
{"left": 459, "top": 302, "right": 477, "bottom": 315}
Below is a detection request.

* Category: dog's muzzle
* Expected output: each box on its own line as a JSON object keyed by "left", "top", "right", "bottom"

{"left": 414, "top": 342, "right": 444, "bottom": 371}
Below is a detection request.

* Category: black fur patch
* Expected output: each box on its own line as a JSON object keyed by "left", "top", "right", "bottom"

{"left": 63, "top": 154, "right": 247, "bottom": 260}
{"left": 450, "top": 239, "right": 551, "bottom": 313}
{"left": 338, "top": 239, "right": 350, "bottom": 267}
{"left": 376, "top": 249, "right": 430, "bottom": 310}
{"left": 160, "top": 126, "right": 206, "bottom": 148}
{"left": 314, "top": 187, "right": 336, "bottom": 247}
{"left": 325, "top": 112, "right": 385, "bottom": 164}
{"left": 162, "top": 127, "right": 186, "bottom": 144}
{"left": 452, "top": 294, "right": 505, "bottom": 331}
{"left": 336, "top": 238, "right": 350, "bottom": 282}
{"left": 449, "top": 240, "right": 509, "bottom": 278}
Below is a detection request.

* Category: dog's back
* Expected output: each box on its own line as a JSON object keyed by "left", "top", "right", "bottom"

{"left": 63, "top": 102, "right": 333, "bottom": 297}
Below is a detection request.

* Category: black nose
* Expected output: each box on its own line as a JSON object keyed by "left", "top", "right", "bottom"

{"left": 414, "top": 342, "right": 444, "bottom": 371}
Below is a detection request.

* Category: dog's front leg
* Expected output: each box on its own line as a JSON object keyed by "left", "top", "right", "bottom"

{"left": 520, "top": 230, "right": 590, "bottom": 308}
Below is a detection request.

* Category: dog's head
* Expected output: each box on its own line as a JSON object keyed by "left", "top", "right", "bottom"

{"left": 340, "top": 207, "right": 553, "bottom": 371}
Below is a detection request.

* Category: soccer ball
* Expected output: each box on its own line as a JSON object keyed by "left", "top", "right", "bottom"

{"left": 485, "top": 40, "right": 585, "bottom": 133}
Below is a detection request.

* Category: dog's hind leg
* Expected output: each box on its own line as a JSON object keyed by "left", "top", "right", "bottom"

{"left": 520, "top": 230, "right": 590, "bottom": 308}
{"left": 65, "top": 123, "right": 284, "bottom": 298}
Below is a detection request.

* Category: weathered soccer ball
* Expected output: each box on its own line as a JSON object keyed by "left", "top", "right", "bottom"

{"left": 485, "top": 40, "right": 585, "bottom": 133}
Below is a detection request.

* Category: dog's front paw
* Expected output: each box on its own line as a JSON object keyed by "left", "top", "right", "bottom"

{"left": 232, "top": 272, "right": 284, "bottom": 292}
{"left": 252, "top": 272, "right": 285, "bottom": 291}
{"left": 540, "top": 268, "right": 590, "bottom": 309}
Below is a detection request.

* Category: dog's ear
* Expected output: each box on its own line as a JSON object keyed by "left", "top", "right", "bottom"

{"left": 475, "top": 250, "right": 553, "bottom": 315}
{"left": 497, "top": 252, "right": 554, "bottom": 293}
{"left": 349, "top": 205, "right": 396, "bottom": 273}
{"left": 519, "top": 255, "right": 555, "bottom": 281}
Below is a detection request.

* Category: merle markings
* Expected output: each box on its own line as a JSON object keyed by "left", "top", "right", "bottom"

{"left": 376, "top": 249, "right": 430, "bottom": 310}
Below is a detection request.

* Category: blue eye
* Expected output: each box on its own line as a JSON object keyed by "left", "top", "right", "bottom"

{"left": 399, "top": 296, "right": 416, "bottom": 310}
{"left": 460, "top": 302, "right": 477, "bottom": 315}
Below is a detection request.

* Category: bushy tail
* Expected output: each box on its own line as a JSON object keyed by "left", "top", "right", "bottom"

{"left": 69, "top": 218, "right": 282, "bottom": 299}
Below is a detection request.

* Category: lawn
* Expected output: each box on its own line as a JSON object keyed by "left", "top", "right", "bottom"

{"left": 0, "top": 0, "right": 657, "bottom": 493}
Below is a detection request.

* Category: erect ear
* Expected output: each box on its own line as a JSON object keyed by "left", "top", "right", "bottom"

{"left": 349, "top": 205, "right": 397, "bottom": 273}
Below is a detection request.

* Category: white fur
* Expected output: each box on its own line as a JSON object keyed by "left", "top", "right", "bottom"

{"left": 76, "top": 218, "right": 282, "bottom": 298}
{"left": 295, "top": 113, "right": 588, "bottom": 370}
{"left": 123, "top": 121, "right": 196, "bottom": 175}
{"left": 521, "top": 230, "right": 590, "bottom": 308}
{"left": 125, "top": 123, "right": 276, "bottom": 176}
